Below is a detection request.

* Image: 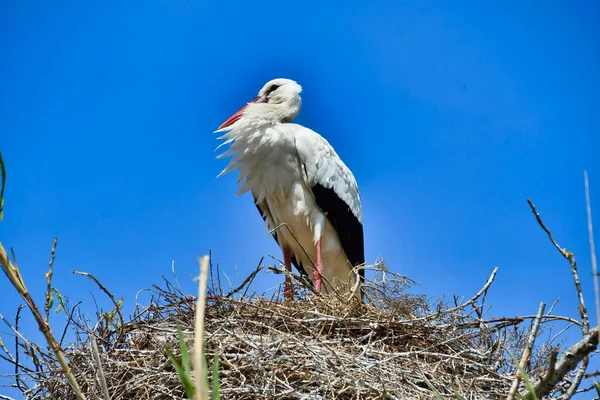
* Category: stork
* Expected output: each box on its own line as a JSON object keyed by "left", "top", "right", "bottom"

{"left": 215, "top": 78, "right": 364, "bottom": 301}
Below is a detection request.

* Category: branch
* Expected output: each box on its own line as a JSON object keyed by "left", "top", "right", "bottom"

{"left": 225, "top": 258, "right": 265, "bottom": 299}
{"left": 418, "top": 267, "right": 498, "bottom": 322}
{"left": 527, "top": 199, "right": 589, "bottom": 335}
{"left": 507, "top": 302, "right": 546, "bottom": 400}
{"left": 523, "top": 326, "right": 600, "bottom": 399}
{"left": 90, "top": 335, "right": 111, "bottom": 400}
{"left": 527, "top": 198, "right": 591, "bottom": 395}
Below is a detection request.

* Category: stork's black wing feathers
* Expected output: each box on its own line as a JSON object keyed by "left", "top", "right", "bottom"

{"left": 311, "top": 183, "right": 365, "bottom": 282}
{"left": 253, "top": 201, "right": 310, "bottom": 280}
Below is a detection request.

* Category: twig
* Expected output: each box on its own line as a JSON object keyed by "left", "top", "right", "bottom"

{"left": 194, "top": 255, "right": 210, "bottom": 400}
{"left": 90, "top": 335, "right": 111, "bottom": 400}
{"left": 419, "top": 267, "right": 498, "bottom": 321}
{"left": 527, "top": 199, "right": 589, "bottom": 334}
{"left": 507, "top": 302, "right": 545, "bottom": 400}
{"left": 71, "top": 270, "right": 125, "bottom": 346}
{"left": 527, "top": 198, "right": 590, "bottom": 395}
{"left": 59, "top": 301, "right": 82, "bottom": 346}
{"left": 524, "top": 326, "right": 600, "bottom": 399}
{"left": 171, "top": 260, "right": 182, "bottom": 293}
{"left": 226, "top": 259, "right": 264, "bottom": 299}
{"left": 565, "top": 355, "right": 589, "bottom": 398}
{"left": 14, "top": 304, "right": 25, "bottom": 391}
{"left": 44, "top": 238, "right": 57, "bottom": 322}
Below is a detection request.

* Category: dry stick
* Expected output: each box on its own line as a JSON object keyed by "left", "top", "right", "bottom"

{"left": 14, "top": 305, "right": 25, "bottom": 391}
{"left": 226, "top": 259, "right": 265, "bottom": 299}
{"left": 524, "top": 326, "right": 600, "bottom": 400}
{"left": 0, "top": 243, "right": 87, "bottom": 400}
{"left": 525, "top": 199, "right": 594, "bottom": 399}
{"left": 507, "top": 302, "right": 546, "bottom": 400}
{"left": 71, "top": 270, "right": 125, "bottom": 346}
{"left": 90, "top": 335, "right": 111, "bottom": 400}
{"left": 527, "top": 199, "right": 589, "bottom": 335}
{"left": 418, "top": 267, "right": 498, "bottom": 322}
{"left": 194, "top": 255, "right": 210, "bottom": 400}
{"left": 44, "top": 238, "right": 57, "bottom": 322}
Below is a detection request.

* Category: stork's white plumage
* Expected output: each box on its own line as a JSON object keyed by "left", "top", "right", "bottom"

{"left": 215, "top": 78, "right": 364, "bottom": 301}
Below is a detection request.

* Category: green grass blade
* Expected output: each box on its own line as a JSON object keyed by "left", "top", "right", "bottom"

{"left": 177, "top": 325, "right": 192, "bottom": 379}
{"left": 211, "top": 350, "right": 220, "bottom": 399}
{"left": 165, "top": 344, "right": 195, "bottom": 399}
{"left": 420, "top": 372, "right": 445, "bottom": 400}
{"left": 509, "top": 351, "right": 538, "bottom": 400}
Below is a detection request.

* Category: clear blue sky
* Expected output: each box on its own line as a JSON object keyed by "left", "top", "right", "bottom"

{"left": 1, "top": 1, "right": 599, "bottom": 397}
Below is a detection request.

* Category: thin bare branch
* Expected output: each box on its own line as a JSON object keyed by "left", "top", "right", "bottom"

{"left": 72, "top": 270, "right": 125, "bottom": 346}
{"left": 528, "top": 198, "right": 591, "bottom": 396}
{"left": 225, "top": 258, "right": 265, "bottom": 299}
{"left": 507, "top": 302, "right": 545, "bottom": 400}
{"left": 524, "top": 327, "right": 599, "bottom": 399}
{"left": 90, "top": 335, "right": 111, "bottom": 400}
{"left": 527, "top": 198, "right": 589, "bottom": 335}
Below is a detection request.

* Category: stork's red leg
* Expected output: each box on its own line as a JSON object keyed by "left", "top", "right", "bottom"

{"left": 283, "top": 248, "right": 293, "bottom": 300}
{"left": 313, "top": 239, "right": 323, "bottom": 293}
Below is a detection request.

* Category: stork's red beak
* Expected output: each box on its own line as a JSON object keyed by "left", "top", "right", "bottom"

{"left": 218, "top": 96, "right": 267, "bottom": 130}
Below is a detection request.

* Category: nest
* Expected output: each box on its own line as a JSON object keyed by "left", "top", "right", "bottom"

{"left": 5, "top": 262, "right": 561, "bottom": 399}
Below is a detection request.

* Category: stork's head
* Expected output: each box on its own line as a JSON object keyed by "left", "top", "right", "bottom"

{"left": 217, "top": 78, "right": 302, "bottom": 131}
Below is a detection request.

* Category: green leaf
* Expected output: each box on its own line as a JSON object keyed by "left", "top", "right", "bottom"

{"left": 52, "top": 288, "right": 65, "bottom": 313}
{"left": 593, "top": 381, "right": 600, "bottom": 395}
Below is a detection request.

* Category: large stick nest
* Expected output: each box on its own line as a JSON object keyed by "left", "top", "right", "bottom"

{"left": 5, "top": 262, "right": 563, "bottom": 399}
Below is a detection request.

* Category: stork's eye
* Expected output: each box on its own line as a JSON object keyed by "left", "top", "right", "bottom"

{"left": 266, "top": 85, "right": 280, "bottom": 95}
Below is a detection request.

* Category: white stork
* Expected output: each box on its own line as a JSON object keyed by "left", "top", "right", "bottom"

{"left": 215, "top": 78, "right": 364, "bottom": 301}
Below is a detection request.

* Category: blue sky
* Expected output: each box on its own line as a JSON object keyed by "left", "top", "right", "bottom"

{"left": 1, "top": 0, "right": 599, "bottom": 397}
